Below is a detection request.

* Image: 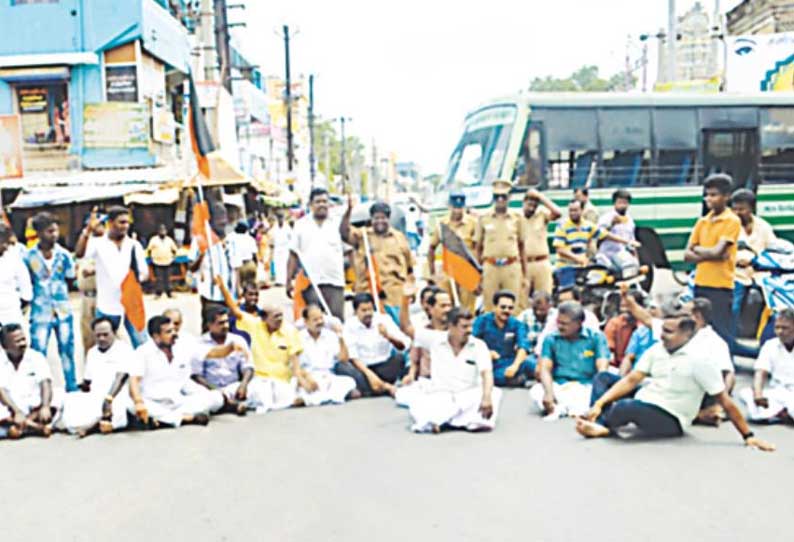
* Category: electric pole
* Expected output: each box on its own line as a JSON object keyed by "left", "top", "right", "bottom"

{"left": 667, "top": 0, "right": 677, "bottom": 82}
{"left": 309, "top": 74, "right": 316, "bottom": 185}
{"left": 338, "top": 117, "right": 350, "bottom": 184}
{"left": 282, "top": 25, "right": 295, "bottom": 175}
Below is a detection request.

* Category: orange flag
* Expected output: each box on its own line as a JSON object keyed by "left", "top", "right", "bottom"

{"left": 440, "top": 223, "right": 482, "bottom": 292}
{"left": 190, "top": 200, "right": 219, "bottom": 254}
{"left": 293, "top": 269, "right": 311, "bottom": 320}
{"left": 121, "top": 270, "right": 146, "bottom": 332}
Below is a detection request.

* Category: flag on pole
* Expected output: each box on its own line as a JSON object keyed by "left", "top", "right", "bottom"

{"left": 441, "top": 223, "right": 482, "bottom": 292}
{"left": 188, "top": 72, "right": 216, "bottom": 179}
{"left": 292, "top": 269, "right": 311, "bottom": 320}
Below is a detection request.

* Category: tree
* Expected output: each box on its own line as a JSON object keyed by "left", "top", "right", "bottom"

{"left": 529, "top": 65, "right": 634, "bottom": 92}
{"left": 314, "top": 119, "right": 367, "bottom": 193}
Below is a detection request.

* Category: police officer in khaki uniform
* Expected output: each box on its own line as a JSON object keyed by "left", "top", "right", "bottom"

{"left": 521, "top": 188, "right": 561, "bottom": 297}
{"left": 428, "top": 190, "right": 478, "bottom": 311}
{"left": 340, "top": 196, "right": 415, "bottom": 309}
{"left": 474, "top": 180, "right": 527, "bottom": 313}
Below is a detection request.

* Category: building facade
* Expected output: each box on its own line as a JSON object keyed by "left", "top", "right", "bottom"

{"left": 727, "top": 0, "right": 794, "bottom": 35}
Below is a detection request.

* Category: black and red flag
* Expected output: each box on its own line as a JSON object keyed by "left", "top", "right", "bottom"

{"left": 440, "top": 223, "right": 482, "bottom": 292}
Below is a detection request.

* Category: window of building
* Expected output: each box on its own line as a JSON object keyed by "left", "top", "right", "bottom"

{"left": 15, "top": 83, "right": 69, "bottom": 146}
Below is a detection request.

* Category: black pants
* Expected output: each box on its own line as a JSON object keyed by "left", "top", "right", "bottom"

{"left": 693, "top": 286, "right": 734, "bottom": 346}
{"left": 301, "top": 284, "right": 345, "bottom": 322}
{"left": 590, "top": 371, "right": 683, "bottom": 438}
{"left": 153, "top": 264, "right": 172, "bottom": 295}
{"left": 334, "top": 352, "right": 404, "bottom": 395}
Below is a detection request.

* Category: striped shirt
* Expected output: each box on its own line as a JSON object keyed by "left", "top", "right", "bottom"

{"left": 552, "top": 218, "right": 606, "bottom": 268}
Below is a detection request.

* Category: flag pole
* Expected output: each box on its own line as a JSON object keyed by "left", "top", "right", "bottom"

{"left": 449, "top": 276, "right": 461, "bottom": 307}
{"left": 362, "top": 231, "right": 382, "bottom": 313}
{"left": 292, "top": 248, "right": 332, "bottom": 316}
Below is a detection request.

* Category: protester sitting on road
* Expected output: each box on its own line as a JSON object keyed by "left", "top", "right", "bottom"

{"left": 534, "top": 287, "right": 599, "bottom": 357}
{"left": 739, "top": 308, "right": 794, "bottom": 423}
{"left": 603, "top": 291, "right": 642, "bottom": 369}
{"left": 575, "top": 302, "right": 776, "bottom": 452}
{"left": 127, "top": 316, "right": 232, "bottom": 428}
{"left": 0, "top": 323, "right": 62, "bottom": 439}
{"left": 190, "top": 306, "right": 257, "bottom": 416}
{"left": 472, "top": 290, "right": 534, "bottom": 387}
{"left": 518, "top": 291, "right": 553, "bottom": 359}
{"left": 688, "top": 298, "right": 736, "bottom": 426}
{"left": 337, "top": 293, "right": 411, "bottom": 397}
{"left": 215, "top": 276, "right": 308, "bottom": 412}
{"left": 396, "top": 282, "right": 452, "bottom": 407}
{"left": 530, "top": 301, "right": 611, "bottom": 419}
{"left": 405, "top": 307, "right": 500, "bottom": 434}
{"left": 297, "top": 305, "right": 358, "bottom": 406}
{"left": 61, "top": 317, "right": 133, "bottom": 437}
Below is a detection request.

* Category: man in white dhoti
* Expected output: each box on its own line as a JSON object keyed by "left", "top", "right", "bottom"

{"left": 127, "top": 316, "right": 237, "bottom": 429}
{"left": 0, "top": 323, "right": 61, "bottom": 439}
{"left": 270, "top": 214, "right": 292, "bottom": 286}
{"left": 190, "top": 306, "right": 259, "bottom": 415}
{"left": 61, "top": 316, "right": 134, "bottom": 436}
{"left": 530, "top": 301, "right": 611, "bottom": 419}
{"left": 740, "top": 308, "right": 794, "bottom": 423}
{"left": 406, "top": 307, "right": 500, "bottom": 433}
{"left": 297, "top": 305, "right": 357, "bottom": 405}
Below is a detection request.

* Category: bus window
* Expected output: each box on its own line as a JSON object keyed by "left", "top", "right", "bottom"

{"left": 655, "top": 150, "right": 697, "bottom": 186}
{"left": 760, "top": 148, "right": 794, "bottom": 184}
{"left": 597, "top": 150, "right": 649, "bottom": 187}
{"left": 513, "top": 123, "right": 543, "bottom": 186}
{"left": 548, "top": 150, "right": 596, "bottom": 189}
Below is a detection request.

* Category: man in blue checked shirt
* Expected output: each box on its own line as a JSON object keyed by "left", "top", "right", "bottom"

{"left": 25, "top": 212, "right": 78, "bottom": 391}
{"left": 473, "top": 290, "right": 534, "bottom": 387}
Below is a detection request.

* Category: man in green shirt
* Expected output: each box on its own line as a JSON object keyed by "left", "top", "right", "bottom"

{"left": 575, "top": 303, "right": 776, "bottom": 452}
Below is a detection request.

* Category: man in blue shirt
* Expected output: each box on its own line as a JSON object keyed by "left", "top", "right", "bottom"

{"left": 25, "top": 212, "right": 78, "bottom": 391}
{"left": 530, "top": 301, "right": 610, "bottom": 419}
{"left": 472, "top": 290, "right": 534, "bottom": 387}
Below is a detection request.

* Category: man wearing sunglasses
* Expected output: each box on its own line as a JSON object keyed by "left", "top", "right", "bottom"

{"left": 474, "top": 180, "right": 527, "bottom": 313}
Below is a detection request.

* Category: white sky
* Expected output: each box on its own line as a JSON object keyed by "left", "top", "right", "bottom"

{"left": 239, "top": 0, "right": 742, "bottom": 175}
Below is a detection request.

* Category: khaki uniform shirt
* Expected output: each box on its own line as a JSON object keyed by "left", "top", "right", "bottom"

{"left": 430, "top": 213, "right": 478, "bottom": 251}
{"left": 351, "top": 226, "right": 415, "bottom": 305}
{"left": 521, "top": 208, "right": 552, "bottom": 257}
{"left": 475, "top": 211, "right": 524, "bottom": 259}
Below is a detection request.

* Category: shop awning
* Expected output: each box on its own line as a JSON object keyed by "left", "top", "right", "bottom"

{"left": 124, "top": 187, "right": 180, "bottom": 205}
{"left": 187, "top": 151, "right": 251, "bottom": 187}
{"left": 10, "top": 183, "right": 174, "bottom": 209}
{"left": 4, "top": 165, "right": 182, "bottom": 189}
{"left": 0, "top": 52, "right": 99, "bottom": 69}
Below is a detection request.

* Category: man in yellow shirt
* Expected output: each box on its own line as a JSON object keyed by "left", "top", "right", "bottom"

{"left": 684, "top": 174, "right": 741, "bottom": 345}
{"left": 146, "top": 224, "right": 178, "bottom": 298}
{"left": 215, "top": 276, "right": 315, "bottom": 412}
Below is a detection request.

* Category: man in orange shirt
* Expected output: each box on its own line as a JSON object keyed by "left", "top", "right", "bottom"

{"left": 684, "top": 174, "right": 741, "bottom": 345}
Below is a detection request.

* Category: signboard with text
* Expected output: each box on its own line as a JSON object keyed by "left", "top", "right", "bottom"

{"left": 84, "top": 102, "right": 149, "bottom": 148}
{"left": 105, "top": 65, "right": 138, "bottom": 102}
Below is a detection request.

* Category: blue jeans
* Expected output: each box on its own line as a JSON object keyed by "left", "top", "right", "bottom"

{"left": 731, "top": 282, "right": 759, "bottom": 358}
{"left": 590, "top": 371, "right": 683, "bottom": 438}
{"left": 30, "top": 315, "right": 77, "bottom": 392}
{"left": 493, "top": 356, "right": 536, "bottom": 387}
{"left": 96, "top": 310, "right": 148, "bottom": 348}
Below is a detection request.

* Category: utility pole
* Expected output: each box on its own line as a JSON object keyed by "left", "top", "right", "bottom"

{"left": 213, "top": 0, "right": 232, "bottom": 92}
{"left": 667, "top": 0, "right": 677, "bottom": 82}
{"left": 308, "top": 74, "right": 316, "bottom": 185}
{"left": 371, "top": 139, "right": 379, "bottom": 199}
{"left": 339, "top": 117, "right": 350, "bottom": 185}
{"left": 282, "top": 25, "right": 295, "bottom": 175}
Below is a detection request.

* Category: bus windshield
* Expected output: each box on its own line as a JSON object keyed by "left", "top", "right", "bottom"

{"left": 444, "top": 105, "right": 516, "bottom": 188}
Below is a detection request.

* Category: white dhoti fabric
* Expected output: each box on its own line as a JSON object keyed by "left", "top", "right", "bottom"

{"left": 61, "top": 387, "right": 131, "bottom": 433}
{"left": 529, "top": 381, "right": 592, "bottom": 419}
{"left": 0, "top": 388, "right": 64, "bottom": 437}
{"left": 739, "top": 386, "right": 794, "bottom": 422}
{"left": 409, "top": 386, "right": 502, "bottom": 433}
{"left": 134, "top": 385, "right": 224, "bottom": 427}
{"left": 248, "top": 376, "right": 298, "bottom": 413}
{"left": 297, "top": 371, "right": 356, "bottom": 407}
{"left": 394, "top": 378, "right": 433, "bottom": 408}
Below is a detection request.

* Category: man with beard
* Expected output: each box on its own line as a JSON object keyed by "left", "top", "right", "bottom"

{"left": 341, "top": 197, "right": 415, "bottom": 310}
{"left": 597, "top": 189, "right": 637, "bottom": 260}
{"left": 288, "top": 188, "right": 346, "bottom": 321}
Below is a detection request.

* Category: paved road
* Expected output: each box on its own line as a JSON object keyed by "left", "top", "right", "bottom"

{"left": 5, "top": 271, "right": 793, "bottom": 541}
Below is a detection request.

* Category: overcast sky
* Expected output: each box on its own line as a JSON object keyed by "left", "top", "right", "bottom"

{"left": 239, "top": 0, "right": 742, "bottom": 175}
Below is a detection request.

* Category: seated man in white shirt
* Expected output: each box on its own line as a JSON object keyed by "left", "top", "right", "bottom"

{"left": 740, "top": 308, "right": 794, "bottom": 423}
{"left": 61, "top": 317, "right": 134, "bottom": 436}
{"left": 407, "top": 307, "right": 500, "bottom": 433}
{"left": 576, "top": 304, "right": 775, "bottom": 452}
{"left": 336, "top": 292, "right": 411, "bottom": 396}
{"left": 127, "top": 316, "right": 238, "bottom": 429}
{"left": 297, "top": 305, "right": 358, "bottom": 405}
{"left": 0, "top": 323, "right": 62, "bottom": 439}
{"left": 688, "top": 298, "right": 736, "bottom": 426}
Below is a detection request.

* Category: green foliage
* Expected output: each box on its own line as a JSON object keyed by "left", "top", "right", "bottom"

{"left": 529, "top": 65, "right": 634, "bottom": 92}
{"left": 315, "top": 119, "right": 366, "bottom": 184}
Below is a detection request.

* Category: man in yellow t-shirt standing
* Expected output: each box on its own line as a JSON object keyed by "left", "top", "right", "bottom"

{"left": 684, "top": 174, "right": 742, "bottom": 345}
{"left": 146, "top": 224, "right": 178, "bottom": 298}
